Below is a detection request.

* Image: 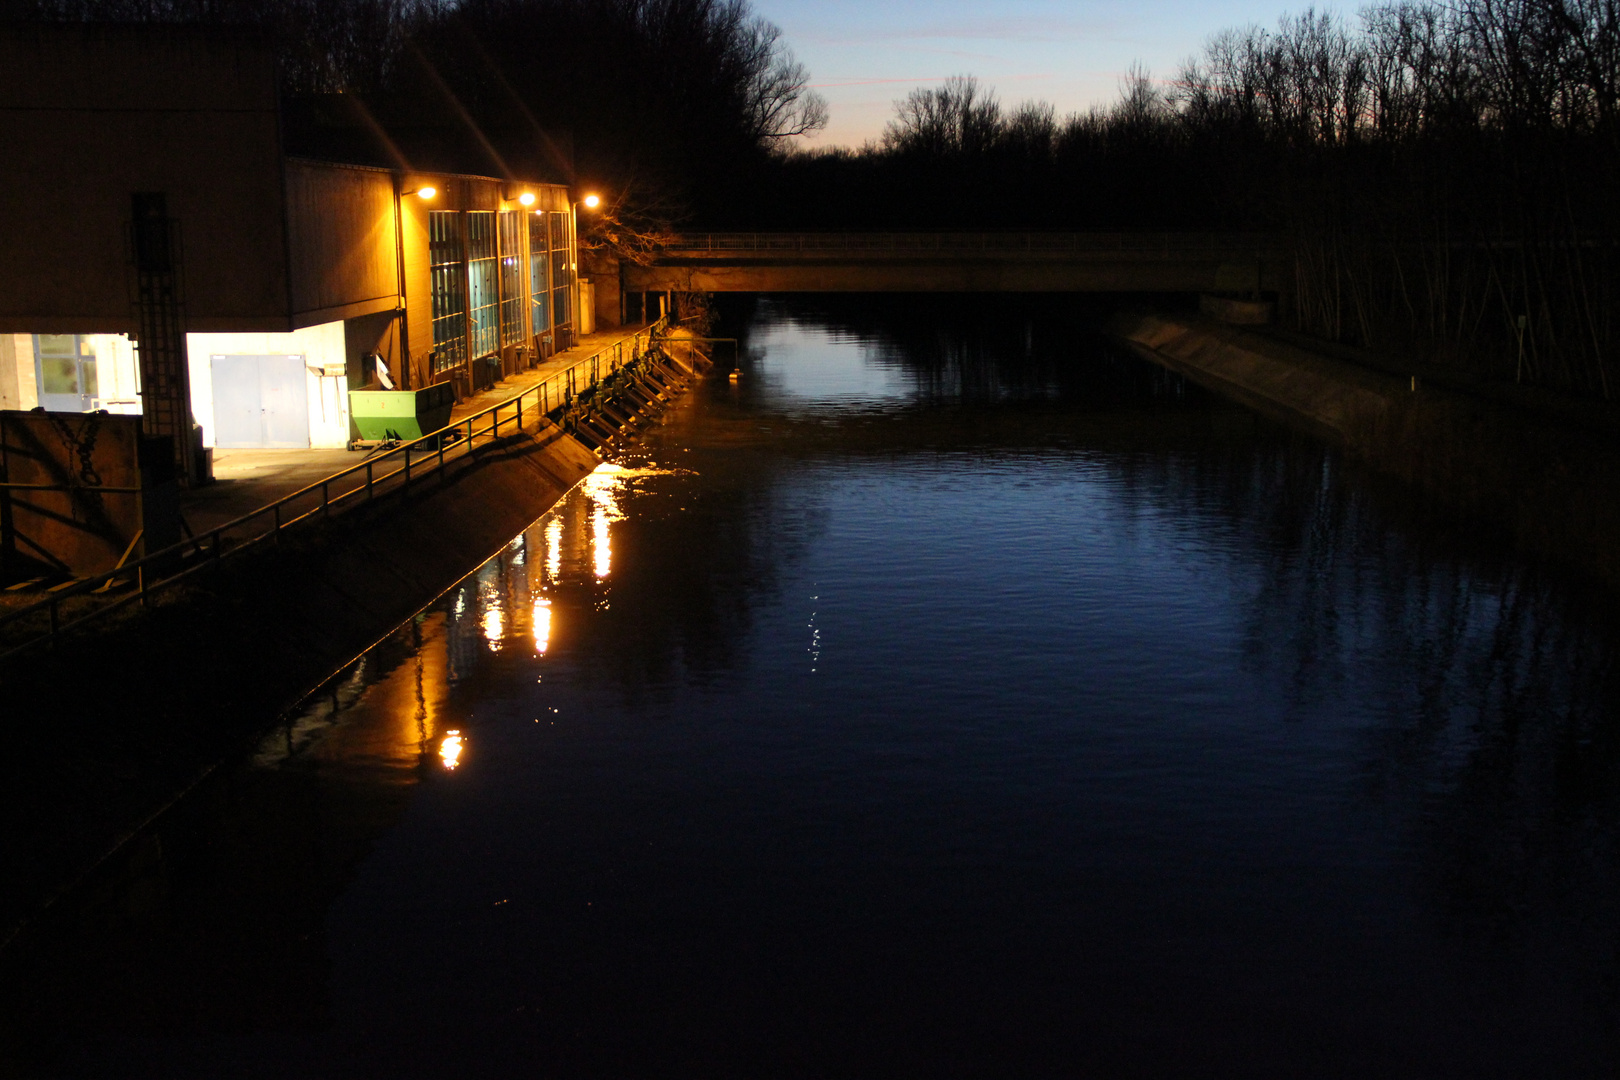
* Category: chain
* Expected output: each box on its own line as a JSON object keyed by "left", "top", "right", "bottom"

{"left": 47, "top": 413, "right": 104, "bottom": 489}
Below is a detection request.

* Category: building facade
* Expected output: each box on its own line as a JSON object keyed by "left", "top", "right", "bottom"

{"left": 0, "top": 25, "right": 581, "bottom": 458}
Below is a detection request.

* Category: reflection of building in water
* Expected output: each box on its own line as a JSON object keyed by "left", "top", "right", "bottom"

{"left": 436, "top": 463, "right": 653, "bottom": 673}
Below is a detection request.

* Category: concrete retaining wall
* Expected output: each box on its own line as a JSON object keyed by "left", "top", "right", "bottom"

{"left": 1114, "top": 311, "right": 1620, "bottom": 591}
{"left": 0, "top": 415, "right": 600, "bottom": 941}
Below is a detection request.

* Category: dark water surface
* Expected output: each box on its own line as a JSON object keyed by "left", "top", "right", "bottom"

{"left": 7, "top": 298, "right": 1620, "bottom": 1077}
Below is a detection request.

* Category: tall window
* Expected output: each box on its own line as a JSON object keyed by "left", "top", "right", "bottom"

{"left": 498, "top": 211, "right": 526, "bottom": 348}
{"left": 550, "top": 210, "right": 572, "bottom": 327}
{"left": 467, "top": 211, "right": 499, "bottom": 359}
{"left": 528, "top": 211, "right": 550, "bottom": 335}
{"left": 429, "top": 211, "right": 466, "bottom": 373}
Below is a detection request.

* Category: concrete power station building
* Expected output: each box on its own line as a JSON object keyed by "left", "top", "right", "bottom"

{"left": 0, "top": 24, "right": 586, "bottom": 479}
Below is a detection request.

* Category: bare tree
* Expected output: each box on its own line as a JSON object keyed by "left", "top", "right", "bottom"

{"left": 882, "top": 76, "right": 1003, "bottom": 157}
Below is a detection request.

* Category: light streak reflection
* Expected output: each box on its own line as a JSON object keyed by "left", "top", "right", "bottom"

{"left": 545, "top": 516, "right": 562, "bottom": 581}
{"left": 483, "top": 605, "right": 504, "bottom": 651}
{"left": 533, "top": 598, "right": 552, "bottom": 654}
{"left": 583, "top": 463, "right": 628, "bottom": 580}
{"left": 592, "top": 505, "right": 612, "bottom": 578}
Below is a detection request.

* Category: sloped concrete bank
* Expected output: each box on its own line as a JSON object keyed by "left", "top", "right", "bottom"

{"left": 1113, "top": 311, "right": 1620, "bottom": 591}
{"left": 0, "top": 346, "right": 708, "bottom": 949}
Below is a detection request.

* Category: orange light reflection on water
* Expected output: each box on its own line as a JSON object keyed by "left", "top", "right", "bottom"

{"left": 583, "top": 463, "right": 628, "bottom": 580}
{"left": 440, "top": 730, "right": 465, "bottom": 770}
{"left": 545, "top": 516, "right": 563, "bottom": 581}
{"left": 592, "top": 506, "right": 611, "bottom": 578}
{"left": 532, "top": 598, "right": 552, "bottom": 654}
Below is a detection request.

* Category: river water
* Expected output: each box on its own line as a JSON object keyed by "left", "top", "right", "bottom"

{"left": 9, "top": 297, "right": 1620, "bottom": 1077}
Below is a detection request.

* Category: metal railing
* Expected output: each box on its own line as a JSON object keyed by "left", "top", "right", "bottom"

{"left": 0, "top": 317, "right": 669, "bottom": 666}
{"left": 662, "top": 231, "right": 1290, "bottom": 257}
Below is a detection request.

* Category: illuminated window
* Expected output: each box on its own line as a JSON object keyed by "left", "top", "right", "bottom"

{"left": 428, "top": 211, "right": 466, "bottom": 373}
{"left": 467, "top": 211, "right": 499, "bottom": 359}
{"left": 498, "top": 210, "right": 526, "bottom": 349}
{"left": 550, "top": 211, "right": 571, "bottom": 327}
{"left": 528, "top": 212, "right": 550, "bottom": 335}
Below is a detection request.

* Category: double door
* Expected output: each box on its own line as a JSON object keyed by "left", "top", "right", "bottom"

{"left": 210, "top": 354, "right": 310, "bottom": 448}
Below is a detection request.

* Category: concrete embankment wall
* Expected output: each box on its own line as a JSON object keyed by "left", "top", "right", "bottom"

{"left": 0, "top": 416, "right": 601, "bottom": 941}
{"left": 1114, "top": 311, "right": 1620, "bottom": 591}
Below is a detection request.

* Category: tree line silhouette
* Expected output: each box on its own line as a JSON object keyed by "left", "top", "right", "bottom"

{"left": 6, "top": 0, "right": 1614, "bottom": 397}
{"left": 760, "top": 2, "right": 1617, "bottom": 398}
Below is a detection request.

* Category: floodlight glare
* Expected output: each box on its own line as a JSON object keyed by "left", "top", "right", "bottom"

{"left": 518, "top": 192, "right": 536, "bottom": 206}
{"left": 582, "top": 193, "right": 601, "bottom": 209}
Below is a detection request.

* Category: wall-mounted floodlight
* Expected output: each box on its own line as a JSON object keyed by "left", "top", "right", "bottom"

{"left": 403, "top": 186, "right": 436, "bottom": 200}
{"left": 518, "top": 192, "right": 536, "bottom": 207}
{"left": 582, "top": 193, "right": 601, "bottom": 209}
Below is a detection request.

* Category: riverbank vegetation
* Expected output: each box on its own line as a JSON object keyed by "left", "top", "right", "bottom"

{"left": 758, "top": 1, "right": 1618, "bottom": 399}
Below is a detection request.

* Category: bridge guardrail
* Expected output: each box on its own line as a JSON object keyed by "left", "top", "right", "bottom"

{"left": 0, "top": 316, "right": 670, "bottom": 667}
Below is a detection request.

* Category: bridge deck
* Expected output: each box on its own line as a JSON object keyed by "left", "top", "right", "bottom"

{"left": 622, "top": 232, "right": 1291, "bottom": 294}
{"left": 660, "top": 231, "right": 1288, "bottom": 258}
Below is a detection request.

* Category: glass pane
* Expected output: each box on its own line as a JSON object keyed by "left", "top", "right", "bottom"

{"left": 429, "top": 212, "right": 462, "bottom": 266}
{"left": 469, "top": 259, "right": 496, "bottom": 311}
{"left": 37, "top": 334, "right": 76, "bottom": 358}
{"left": 530, "top": 255, "right": 550, "bottom": 335}
{"left": 40, "top": 356, "right": 79, "bottom": 394}
{"left": 467, "top": 212, "right": 496, "bottom": 260}
{"left": 80, "top": 358, "right": 98, "bottom": 397}
{"left": 499, "top": 212, "right": 526, "bottom": 347}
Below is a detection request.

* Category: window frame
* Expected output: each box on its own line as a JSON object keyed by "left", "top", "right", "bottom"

{"left": 428, "top": 211, "right": 468, "bottom": 374}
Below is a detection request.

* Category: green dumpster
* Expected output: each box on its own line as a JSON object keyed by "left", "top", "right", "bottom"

{"left": 349, "top": 383, "right": 456, "bottom": 442}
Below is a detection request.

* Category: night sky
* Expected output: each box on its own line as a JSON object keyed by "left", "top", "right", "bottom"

{"left": 752, "top": 0, "right": 1313, "bottom": 146}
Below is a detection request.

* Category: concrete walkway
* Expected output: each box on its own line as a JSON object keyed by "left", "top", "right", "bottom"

{"left": 180, "top": 323, "right": 654, "bottom": 534}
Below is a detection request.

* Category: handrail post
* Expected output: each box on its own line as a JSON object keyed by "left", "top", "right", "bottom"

{"left": 366, "top": 460, "right": 373, "bottom": 500}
